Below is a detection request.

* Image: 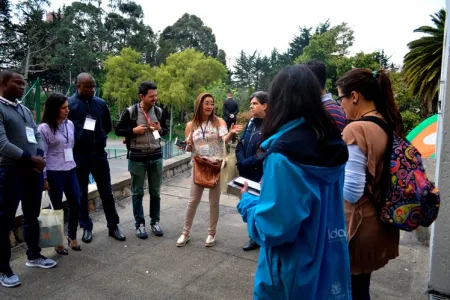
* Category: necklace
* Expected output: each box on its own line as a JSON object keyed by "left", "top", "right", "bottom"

{"left": 361, "top": 109, "right": 378, "bottom": 118}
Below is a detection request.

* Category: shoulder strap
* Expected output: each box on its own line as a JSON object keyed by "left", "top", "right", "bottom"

{"left": 155, "top": 106, "right": 162, "bottom": 121}
{"left": 359, "top": 116, "right": 394, "bottom": 211}
{"left": 359, "top": 116, "right": 392, "bottom": 136}
{"left": 127, "top": 103, "right": 139, "bottom": 120}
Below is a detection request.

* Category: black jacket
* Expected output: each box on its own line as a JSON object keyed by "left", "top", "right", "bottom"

{"left": 68, "top": 93, "right": 112, "bottom": 153}
{"left": 235, "top": 118, "right": 264, "bottom": 182}
{"left": 222, "top": 98, "right": 239, "bottom": 123}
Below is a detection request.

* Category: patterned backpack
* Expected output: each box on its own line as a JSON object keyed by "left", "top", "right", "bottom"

{"left": 361, "top": 116, "right": 440, "bottom": 231}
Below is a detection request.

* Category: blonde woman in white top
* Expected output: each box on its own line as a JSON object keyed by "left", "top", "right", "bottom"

{"left": 177, "top": 92, "right": 242, "bottom": 247}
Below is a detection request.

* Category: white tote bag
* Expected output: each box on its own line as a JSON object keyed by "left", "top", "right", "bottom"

{"left": 38, "top": 192, "right": 64, "bottom": 248}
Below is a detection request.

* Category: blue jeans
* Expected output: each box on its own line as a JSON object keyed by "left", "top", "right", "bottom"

{"left": 74, "top": 151, "right": 120, "bottom": 231}
{"left": 47, "top": 169, "right": 80, "bottom": 240}
{"left": 0, "top": 167, "right": 43, "bottom": 273}
{"left": 128, "top": 159, "right": 163, "bottom": 227}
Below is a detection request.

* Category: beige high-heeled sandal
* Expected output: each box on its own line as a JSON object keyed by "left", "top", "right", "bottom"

{"left": 176, "top": 234, "right": 191, "bottom": 247}
{"left": 205, "top": 235, "right": 215, "bottom": 247}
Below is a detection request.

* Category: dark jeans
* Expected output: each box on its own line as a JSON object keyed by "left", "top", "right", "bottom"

{"left": 74, "top": 151, "right": 120, "bottom": 231}
{"left": 128, "top": 158, "right": 163, "bottom": 227}
{"left": 47, "top": 169, "right": 80, "bottom": 240}
{"left": 351, "top": 273, "right": 372, "bottom": 300}
{"left": 0, "top": 167, "right": 43, "bottom": 273}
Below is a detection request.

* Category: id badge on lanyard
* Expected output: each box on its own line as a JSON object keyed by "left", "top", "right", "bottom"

{"left": 64, "top": 148, "right": 74, "bottom": 162}
{"left": 26, "top": 127, "right": 37, "bottom": 144}
{"left": 84, "top": 116, "right": 96, "bottom": 131}
{"left": 199, "top": 143, "right": 210, "bottom": 156}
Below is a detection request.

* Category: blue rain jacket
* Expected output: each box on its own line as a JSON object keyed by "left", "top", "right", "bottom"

{"left": 237, "top": 118, "right": 352, "bottom": 300}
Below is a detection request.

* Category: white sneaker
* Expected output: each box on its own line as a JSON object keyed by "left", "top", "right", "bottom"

{"left": 0, "top": 272, "right": 21, "bottom": 288}
{"left": 176, "top": 234, "right": 190, "bottom": 247}
{"left": 205, "top": 235, "right": 215, "bottom": 247}
{"left": 26, "top": 256, "right": 57, "bottom": 269}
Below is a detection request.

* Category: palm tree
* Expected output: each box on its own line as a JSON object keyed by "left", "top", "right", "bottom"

{"left": 404, "top": 8, "right": 445, "bottom": 115}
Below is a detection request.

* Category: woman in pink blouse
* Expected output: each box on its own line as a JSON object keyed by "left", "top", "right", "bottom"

{"left": 39, "top": 93, "right": 81, "bottom": 254}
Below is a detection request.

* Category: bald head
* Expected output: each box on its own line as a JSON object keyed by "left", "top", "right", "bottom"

{"left": 76, "top": 73, "right": 96, "bottom": 100}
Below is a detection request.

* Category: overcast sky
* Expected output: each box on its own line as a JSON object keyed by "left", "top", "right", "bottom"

{"left": 42, "top": 0, "right": 445, "bottom": 66}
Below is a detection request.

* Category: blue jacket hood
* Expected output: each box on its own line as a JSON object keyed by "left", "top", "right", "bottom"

{"left": 261, "top": 118, "right": 348, "bottom": 184}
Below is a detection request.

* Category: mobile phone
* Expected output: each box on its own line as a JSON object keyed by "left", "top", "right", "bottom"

{"left": 174, "top": 137, "right": 187, "bottom": 148}
{"left": 233, "top": 177, "right": 261, "bottom": 193}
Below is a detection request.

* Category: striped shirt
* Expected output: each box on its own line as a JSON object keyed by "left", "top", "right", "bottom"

{"left": 321, "top": 94, "right": 347, "bottom": 132}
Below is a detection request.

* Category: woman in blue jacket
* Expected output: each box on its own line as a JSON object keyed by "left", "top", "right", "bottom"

{"left": 238, "top": 64, "right": 352, "bottom": 300}
{"left": 236, "top": 91, "right": 267, "bottom": 251}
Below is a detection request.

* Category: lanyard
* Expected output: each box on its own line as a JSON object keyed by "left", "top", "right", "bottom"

{"left": 200, "top": 121, "right": 209, "bottom": 140}
{"left": 58, "top": 122, "right": 69, "bottom": 143}
{"left": 140, "top": 105, "right": 153, "bottom": 124}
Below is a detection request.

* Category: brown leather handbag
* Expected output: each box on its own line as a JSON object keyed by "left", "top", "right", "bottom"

{"left": 193, "top": 155, "right": 222, "bottom": 188}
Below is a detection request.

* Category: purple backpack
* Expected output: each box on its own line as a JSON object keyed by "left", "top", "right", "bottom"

{"left": 361, "top": 116, "right": 440, "bottom": 231}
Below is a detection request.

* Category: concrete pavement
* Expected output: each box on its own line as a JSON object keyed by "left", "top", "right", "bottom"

{"left": 3, "top": 172, "right": 431, "bottom": 300}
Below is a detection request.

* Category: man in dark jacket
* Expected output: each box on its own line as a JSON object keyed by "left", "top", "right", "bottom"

{"left": 236, "top": 91, "right": 267, "bottom": 251}
{"left": 115, "top": 81, "right": 168, "bottom": 239}
{"left": 68, "top": 73, "right": 125, "bottom": 243}
{"left": 223, "top": 91, "right": 239, "bottom": 129}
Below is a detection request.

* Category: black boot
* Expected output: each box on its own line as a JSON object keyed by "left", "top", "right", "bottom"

{"left": 82, "top": 229, "right": 93, "bottom": 243}
{"left": 243, "top": 238, "right": 259, "bottom": 251}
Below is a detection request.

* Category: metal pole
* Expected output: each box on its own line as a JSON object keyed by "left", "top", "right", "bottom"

{"left": 169, "top": 105, "right": 173, "bottom": 142}
{"left": 35, "top": 77, "right": 41, "bottom": 123}
{"left": 429, "top": 0, "right": 450, "bottom": 296}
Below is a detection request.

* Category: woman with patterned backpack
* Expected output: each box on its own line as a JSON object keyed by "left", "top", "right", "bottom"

{"left": 337, "top": 69, "right": 440, "bottom": 300}
{"left": 338, "top": 69, "right": 403, "bottom": 300}
{"left": 337, "top": 68, "right": 439, "bottom": 300}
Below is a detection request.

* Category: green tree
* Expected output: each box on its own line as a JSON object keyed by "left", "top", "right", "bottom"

{"left": 152, "top": 49, "right": 227, "bottom": 121}
{"left": 104, "top": 1, "right": 156, "bottom": 64}
{"left": 206, "top": 80, "right": 230, "bottom": 116}
{"left": 156, "top": 13, "right": 220, "bottom": 64}
{"left": 102, "top": 47, "right": 153, "bottom": 116}
{"left": 14, "top": 0, "right": 54, "bottom": 80}
{"left": 296, "top": 23, "right": 354, "bottom": 64}
{"left": 295, "top": 23, "right": 354, "bottom": 94}
{"left": 389, "top": 71, "right": 423, "bottom": 134}
{"left": 0, "top": 0, "right": 17, "bottom": 69}
{"left": 288, "top": 26, "right": 312, "bottom": 61}
{"left": 403, "top": 8, "right": 445, "bottom": 115}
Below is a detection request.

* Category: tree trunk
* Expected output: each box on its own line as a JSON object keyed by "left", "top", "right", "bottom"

{"left": 24, "top": 45, "right": 31, "bottom": 80}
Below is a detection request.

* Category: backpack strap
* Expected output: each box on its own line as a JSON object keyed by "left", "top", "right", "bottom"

{"left": 155, "top": 106, "right": 162, "bottom": 121}
{"left": 359, "top": 116, "right": 392, "bottom": 136}
{"left": 359, "top": 116, "right": 394, "bottom": 212}
{"left": 127, "top": 103, "right": 139, "bottom": 121}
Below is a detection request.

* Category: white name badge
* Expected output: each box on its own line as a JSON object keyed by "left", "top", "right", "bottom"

{"left": 64, "top": 148, "right": 74, "bottom": 162}
{"left": 25, "top": 127, "right": 37, "bottom": 144}
{"left": 83, "top": 117, "right": 96, "bottom": 131}
{"left": 199, "top": 144, "right": 210, "bottom": 156}
{"left": 152, "top": 130, "right": 161, "bottom": 140}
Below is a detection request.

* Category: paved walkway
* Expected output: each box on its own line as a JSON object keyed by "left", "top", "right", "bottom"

{"left": 4, "top": 172, "right": 430, "bottom": 300}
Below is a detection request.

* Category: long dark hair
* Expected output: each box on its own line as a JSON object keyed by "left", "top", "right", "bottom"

{"left": 41, "top": 93, "right": 68, "bottom": 134}
{"left": 262, "top": 64, "right": 337, "bottom": 141}
{"left": 337, "top": 68, "right": 405, "bottom": 138}
{"left": 192, "top": 92, "right": 219, "bottom": 129}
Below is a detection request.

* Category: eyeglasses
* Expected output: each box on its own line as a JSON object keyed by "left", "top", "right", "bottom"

{"left": 336, "top": 95, "right": 349, "bottom": 105}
